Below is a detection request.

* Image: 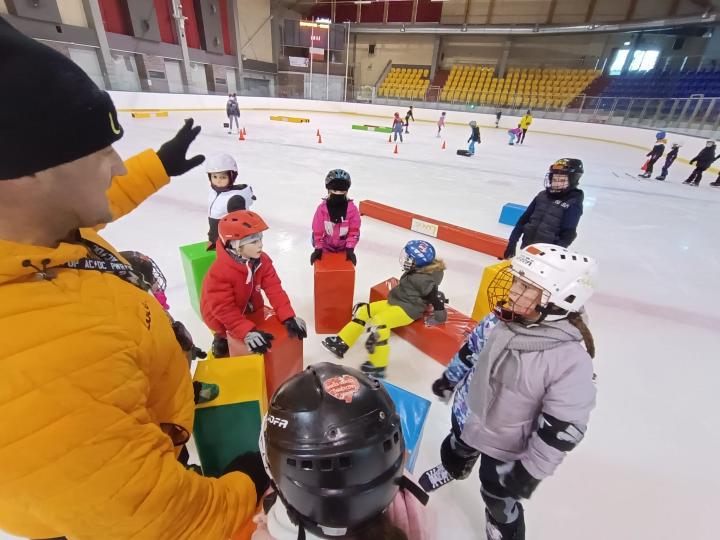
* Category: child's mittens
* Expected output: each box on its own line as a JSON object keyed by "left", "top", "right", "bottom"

{"left": 431, "top": 309, "right": 448, "bottom": 325}
{"left": 244, "top": 330, "right": 275, "bottom": 353}
{"left": 310, "top": 248, "right": 323, "bottom": 265}
{"left": 431, "top": 373, "right": 455, "bottom": 402}
{"left": 283, "top": 317, "right": 308, "bottom": 340}
{"left": 345, "top": 248, "right": 357, "bottom": 266}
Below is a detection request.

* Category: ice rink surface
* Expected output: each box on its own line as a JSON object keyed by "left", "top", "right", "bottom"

{"left": 6, "top": 109, "right": 719, "bottom": 539}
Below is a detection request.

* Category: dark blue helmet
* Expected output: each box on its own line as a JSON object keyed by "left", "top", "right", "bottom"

{"left": 325, "top": 169, "right": 351, "bottom": 191}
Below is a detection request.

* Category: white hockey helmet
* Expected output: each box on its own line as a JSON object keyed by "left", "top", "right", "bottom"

{"left": 205, "top": 153, "right": 238, "bottom": 174}
{"left": 489, "top": 244, "right": 598, "bottom": 322}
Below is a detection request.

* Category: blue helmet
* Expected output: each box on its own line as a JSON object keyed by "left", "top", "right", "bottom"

{"left": 325, "top": 169, "right": 351, "bottom": 191}
{"left": 656, "top": 131, "right": 667, "bottom": 140}
{"left": 402, "top": 240, "right": 436, "bottom": 269}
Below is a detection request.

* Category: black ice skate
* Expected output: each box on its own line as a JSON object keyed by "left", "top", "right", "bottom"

{"left": 419, "top": 463, "right": 455, "bottom": 492}
{"left": 655, "top": 175, "right": 666, "bottom": 180}
{"left": 321, "top": 336, "right": 349, "bottom": 359}
{"left": 360, "top": 360, "right": 386, "bottom": 379}
{"left": 710, "top": 180, "right": 720, "bottom": 187}
{"left": 211, "top": 335, "right": 229, "bottom": 358}
{"left": 638, "top": 172, "right": 651, "bottom": 178}
{"left": 485, "top": 506, "right": 525, "bottom": 540}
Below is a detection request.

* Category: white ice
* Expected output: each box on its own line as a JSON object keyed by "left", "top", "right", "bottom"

{"left": 5, "top": 109, "right": 719, "bottom": 539}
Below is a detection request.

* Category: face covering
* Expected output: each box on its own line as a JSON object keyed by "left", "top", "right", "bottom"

{"left": 326, "top": 193, "right": 349, "bottom": 224}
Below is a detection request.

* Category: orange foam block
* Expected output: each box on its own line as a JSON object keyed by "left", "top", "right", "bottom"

{"left": 314, "top": 252, "right": 355, "bottom": 334}
{"left": 359, "top": 200, "right": 508, "bottom": 258}
{"left": 370, "top": 279, "right": 476, "bottom": 366}
{"left": 228, "top": 307, "right": 303, "bottom": 399}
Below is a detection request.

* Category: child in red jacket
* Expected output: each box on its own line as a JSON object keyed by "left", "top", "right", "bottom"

{"left": 201, "top": 210, "right": 307, "bottom": 358}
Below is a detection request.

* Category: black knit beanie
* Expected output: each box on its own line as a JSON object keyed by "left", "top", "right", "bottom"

{"left": 0, "top": 17, "right": 124, "bottom": 180}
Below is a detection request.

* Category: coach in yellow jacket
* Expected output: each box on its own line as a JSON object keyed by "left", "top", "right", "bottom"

{"left": 0, "top": 17, "right": 263, "bottom": 540}
{"left": 519, "top": 110, "right": 533, "bottom": 144}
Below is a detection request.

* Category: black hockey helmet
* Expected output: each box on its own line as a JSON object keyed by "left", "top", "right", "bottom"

{"left": 325, "top": 169, "right": 351, "bottom": 192}
{"left": 119, "top": 250, "right": 167, "bottom": 293}
{"left": 262, "top": 362, "right": 405, "bottom": 537}
{"left": 545, "top": 158, "right": 584, "bottom": 193}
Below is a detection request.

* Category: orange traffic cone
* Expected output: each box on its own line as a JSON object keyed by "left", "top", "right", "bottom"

{"left": 316, "top": 129, "right": 320, "bottom": 137}
{"left": 243, "top": 127, "right": 247, "bottom": 135}
{"left": 393, "top": 144, "right": 398, "bottom": 155}
{"left": 239, "top": 130, "right": 245, "bottom": 141}
{"left": 441, "top": 140, "right": 446, "bottom": 150}
{"left": 318, "top": 134, "right": 323, "bottom": 144}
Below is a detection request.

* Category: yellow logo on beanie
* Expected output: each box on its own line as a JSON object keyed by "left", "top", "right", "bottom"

{"left": 109, "top": 112, "right": 121, "bottom": 135}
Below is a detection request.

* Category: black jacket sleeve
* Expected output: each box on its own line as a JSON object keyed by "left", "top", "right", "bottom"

{"left": 507, "top": 198, "right": 536, "bottom": 249}
{"left": 557, "top": 200, "right": 584, "bottom": 247}
{"left": 423, "top": 285, "right": 446, "bottom": 311}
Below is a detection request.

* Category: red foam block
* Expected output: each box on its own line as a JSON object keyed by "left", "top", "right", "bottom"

{"left": 359, "top": 200, "right": 508, "bottom": 258}
{"left": 314, "top": 252, "right": 355, "bottom": 334}
{"left": 370, "top": 279, "right": 475, "bottom": 366}
{"left": 228, "top": 307, "right": 303, "bottom": 399}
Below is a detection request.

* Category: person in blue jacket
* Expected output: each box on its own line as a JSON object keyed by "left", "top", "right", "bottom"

{"left": 503, "top": 158, "right": 584, "bottom": 259}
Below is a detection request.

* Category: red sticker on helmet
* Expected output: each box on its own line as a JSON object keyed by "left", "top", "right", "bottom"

{"left": 323, "top": 375, "right": 360, "bottom": 403}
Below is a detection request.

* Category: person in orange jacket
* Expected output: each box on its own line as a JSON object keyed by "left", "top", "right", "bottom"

{"left": 0, "top": 17, "right": 266, "bottom": 540}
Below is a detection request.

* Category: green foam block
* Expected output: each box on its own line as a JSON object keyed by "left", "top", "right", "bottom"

{"left": 194, "top": 401, "right": 262, "bottom": 477}
{"left": 352, "top": 124, "right": 392, "bottom": 133}
{"left": 179, "top": 241, "right": 217, "bottom": 316}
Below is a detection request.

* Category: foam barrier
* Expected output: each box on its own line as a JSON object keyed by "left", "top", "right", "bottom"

{"left": 179, "top": 241, "right": 216, "bottom": 317}
{"left": 270, "top": 115, "right": 310, "bottom": 123}
{"left": 499, "top": 203, "right": 528, "bottom": 226}
{"left": 471, "top": 261, "right": 511, "bottom": 321}
{"left": 382, "top": 381, "right": 431, "bottom": 473}
{"left": 314, "top": 252, "right": 355, "bottom": 334}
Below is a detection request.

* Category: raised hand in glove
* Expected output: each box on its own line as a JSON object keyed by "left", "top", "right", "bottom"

{"left": 157, "top": 118, "right": 205, "bottom": 176}
{"left": 503, "top": 245, "right": 516, "bottom": 260}
{"left": 244, "top": 329, "right": 275, "bottom": 353}
{"left": 223, "top": 452, "right": 270, "bottom": 504}
{"left": 346, "top": 248, "right": 357, "bottom": 266}
{"left": 497, "top": 460, "right": 541, "bottom": 500}
{"left": 172, "top": 320, "right": 207, "bottom": 360}
{"left": 284, "top": 316, "right": 307, "bottom": 339}
{"left": 310, "top": 249, "right": 323, "bottom": 265}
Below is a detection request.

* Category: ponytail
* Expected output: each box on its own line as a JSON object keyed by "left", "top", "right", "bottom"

{"left": 567, "top": 311, "right": 595, "bottom": 358}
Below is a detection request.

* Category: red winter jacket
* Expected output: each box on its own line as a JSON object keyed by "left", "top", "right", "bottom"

{"left": 201, "top": 245, "right": 295, "bottom": 339}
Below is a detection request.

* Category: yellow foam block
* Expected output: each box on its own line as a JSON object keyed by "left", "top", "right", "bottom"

{"left": 471, "top": 261, "right": 511, "bottom": 321}
{"left": 131, "top": 112, "right": 151, "bottom": 118}
{"left": 269, "top": 115, "right": 310, "bottom": 123}
{"left": 154, "top": 111, "right": 169, "bottom": 117}
{"left": 194, "top": 353, "right": 267, "bottom": 412}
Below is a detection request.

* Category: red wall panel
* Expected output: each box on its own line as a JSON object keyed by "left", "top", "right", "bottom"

{"left": 153, "top": 0, "right": 177, "bottom": 44}
{"left": 388, "top": 1, "right": 413, "bottom": 23}
{"left": 310, "top": 5, "right": 332, "bottom": 20}
{"left": 182, "top": 0, "right": 201, "bottom": 49}
{"left": 335, "top": 5, "right": 358, "bottom": 23}
{"left": 416, "top": 0, "right": 443, "bottom": 23}
{"left": 219, "top": 0, "right": 232, "bottom": 54}
{"left": 360, "top": 2, "right": 384, "bottom": 23}
{"left": 99, "top": 0, "right": 132, "bottom": 36}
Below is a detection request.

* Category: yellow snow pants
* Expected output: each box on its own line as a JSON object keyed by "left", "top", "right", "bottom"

{"left": 337, "top": 300, "right": 414, "bottom": 368}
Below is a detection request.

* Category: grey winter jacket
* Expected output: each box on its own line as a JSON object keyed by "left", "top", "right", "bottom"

{"left": 456, "top": 318, "right": 596, "bottom": 480}
{"left": 388, "top": 269, "right": 444, "bottom": 320}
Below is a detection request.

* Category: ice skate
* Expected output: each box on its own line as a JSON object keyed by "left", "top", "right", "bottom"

{"left": 710, "top": 180, "right": 720, "bottom": 187}
{"left": 485, "top": 506, "right": 526, "bottom": 540}
{"left": 638, "top": 172, "right": 651, "bottom": 178}
{"left": 655, "top": 175, "right": 666, "bottom": 180}
{"left": 419, "top": 463, "right": 455, "bottom": 492}
{"left": 321, "top": 336, "right": 349, "bottom": 359}
{"left": 682, "top": 179, "right": 693, "bottom": 184}
{"left": 359, "top": 361, "right": 386, "bottom": 379}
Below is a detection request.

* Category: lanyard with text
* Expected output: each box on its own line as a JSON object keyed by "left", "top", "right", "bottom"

{"left": 61, "top": 238, "right": 149, "bottom": 292}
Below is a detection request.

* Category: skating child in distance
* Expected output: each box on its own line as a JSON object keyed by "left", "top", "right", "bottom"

{"left": 437, "top": 111, "right": 446, "bottom": 138}
{"left": 684, "top": 140, "right": 718, "bottom": 186}
{"left": 468, "top": 120, "right": 481, "bottom": 155}
{"left": 503, "top": 158, "right": 584, "bottom": 259}
{"left": 206, "top": 153, "right": 256, "bottom": 249}
{"left": 310, "top": 169, "right": 361, "bottom": 266}
{"left": 322, "top": 240, "right": 446, "bottom": 379}
{"left": 507, "top": 125, "right": 523, "bottom": 146}
{"left": 638, "top": 131, "right": 666, "bottom": 178}
{"left": 226, "top": 94, "right": 241, "bottom": 134}
{"left": 254, "top": 362, "right": 432, "bottom": 540}
{"left": 404, "top": 105, "right": 414, "bottom": 134}
{"left": 420, "top": 244, "right": 598, "bottom": 540}
{"left": 495, "top": 110, "right": 502, "bottom": 128}
{"left": 201, "top": 210, "right": 307, "bottom": 358}
{"left": 655, "top": 142, "right": 680, "bottom": 181}
{"left": 392, "top": 112, "right": 404, "bottom": 143}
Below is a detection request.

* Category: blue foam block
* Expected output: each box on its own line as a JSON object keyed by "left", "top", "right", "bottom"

{"left": 499, "top": 203, "right": 528, "bottom": 226}
{"left": 382, "top": 381, "right": 431, "bottom": 473}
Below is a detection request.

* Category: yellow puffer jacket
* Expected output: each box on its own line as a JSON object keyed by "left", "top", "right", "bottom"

{"left": 0, "top": 150, "right": 256, "bottom": 540}
{"left": 520, "top": 114, "right": 533, "bottom": 130}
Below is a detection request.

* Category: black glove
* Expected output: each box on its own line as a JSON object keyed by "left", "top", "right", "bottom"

{"left": 172, "top": 320, "right": 207, "bottom": 360}
{"left": 156, "top": 118, "right": 205, "bottom": 176}
{"left": 431, "top": 373, "right": 455, "bottom": 401}
{"left": 503, "top": 244, "right": 516, "bottom": 260}
{"left": 346, "top": 248, "right": 357, "bottom": 266}
{"left": 431, "top": 309, "right": 448, "bottom": 325}
{"left": 223, "top": 452, "right": 270, "bottom": 504}
{"left": 284, "top": 317, "right": 307, "bottom": 339}
{"left": 310, "top": 249, "right": 323, "bottom": 265}
{"left": 498, "top": 460, "right": 541, "bottom": 500}
{"left": 244, "top": 330, "right": 275, "bottom": 353}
